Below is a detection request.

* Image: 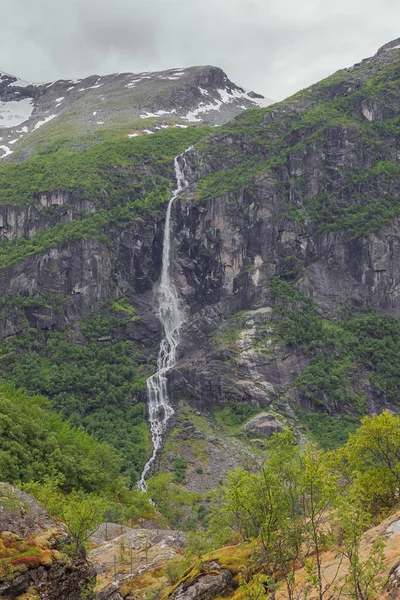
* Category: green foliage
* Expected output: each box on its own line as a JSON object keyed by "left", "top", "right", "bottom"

{"left": 209, "top": 420, "right": 398, "bottom": 600}
{"left": 268, "top": 278, "right": 400, "bottom": 420}
{"left": 214, "top": 401, "right": 260, "bottom": 433}
{"left": 339, "top": 411, "right": 400, "bottom": 512}
{"left": 334, "top": 489, "right": 385, "bottom": 600}
{"left": 0, "top": 384, "right": 121, "bottom": 494}
{"left": 146, "top": 473, "right": 199, "bottom": 531}
{"left": 185, "top": 531, "right": 215, "bottom": 559}
{"left": 164, "top": 557, "right": 191, "bottom": 586}
{"left": 172, "top": 458, "right": 189, "bottom": 484}
{"left": 302, "top": 413, "right": 360, "bottom": 450}
{"left": 0, "top": 557, "right": 13, "bottom": 581}
{"left": 0, "top": 316, "right": 153, "bottom": 486}
{"left": 24, "top": 478, "right": 108, "bottom": 560}
{"left": 0, "top": 127, "right": 211, "bottom": 267}
{"left": 0, "top": 127, "right": 210, "bottom": 206}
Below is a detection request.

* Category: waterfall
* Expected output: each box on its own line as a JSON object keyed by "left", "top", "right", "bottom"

{"left": 138, "top": 152, "right": 189, "bottom": 491}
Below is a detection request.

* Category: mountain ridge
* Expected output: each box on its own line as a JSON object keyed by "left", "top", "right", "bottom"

{"left": 0, "top": 65, "right": 271, "bottom": 161}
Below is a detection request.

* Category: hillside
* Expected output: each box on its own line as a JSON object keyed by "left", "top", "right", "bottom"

{"left": 0, "top": 39, "right": 400, "bottom": 490}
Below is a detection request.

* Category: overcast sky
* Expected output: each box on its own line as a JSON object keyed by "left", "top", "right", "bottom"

{"left": 2, "top": 0, "right": 400, "bottom": 100}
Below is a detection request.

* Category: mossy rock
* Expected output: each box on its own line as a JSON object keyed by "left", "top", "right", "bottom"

{"left": 161, "top": 544, "right": 253, "bottom": 599}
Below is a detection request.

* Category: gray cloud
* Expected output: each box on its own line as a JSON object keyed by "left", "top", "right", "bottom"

{"left": 1, "top": 0, "right": 399, "bottom": 100}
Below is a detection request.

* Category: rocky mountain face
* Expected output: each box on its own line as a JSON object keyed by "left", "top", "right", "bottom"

{"left": 0, "top": 66, "right": 269, "bottom": 160}
{"left": 0, "top": 40, "right": 400, "bottom": 488}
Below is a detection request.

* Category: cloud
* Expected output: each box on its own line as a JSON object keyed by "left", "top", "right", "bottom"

{"left": 1, "top": 0, "right": 400, "bottom": 99}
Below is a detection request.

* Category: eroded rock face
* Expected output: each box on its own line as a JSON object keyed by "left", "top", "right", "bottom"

{"left": 0, "top": 483, "right": 56, "bottom": 536}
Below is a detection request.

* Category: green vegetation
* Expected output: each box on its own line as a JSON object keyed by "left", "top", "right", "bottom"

{"left": 0, "top": 127, "right": 210, "bottom": 206}
{"left": 269, "top": 278, "right": 400, "bottom": 420}
{"left": 214, "top": 401, "right": 260, "bottom": 433}
{"left": 0, "top": 314, "right": 154, "bottom": 486}
{"left": 0, "top": 383, "right": 121, "bottom": 493}
{"left": 172, "top": 458, "right": 189, "bottom": 484}
{"left": 146, "top": 473, "right": 201, "bottom": 532}
{"left": 209, "top": 421, "right": 395, "bottom": 600}
{"left": 301, "top": 413, "right": 361, "bottom": 450}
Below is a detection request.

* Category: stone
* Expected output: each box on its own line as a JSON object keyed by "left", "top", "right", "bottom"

{"left": 243, "top": 413, "right": 284, "bottom": 439}
{"left": 168, "top": 561, "right": 232, "bottom": 600}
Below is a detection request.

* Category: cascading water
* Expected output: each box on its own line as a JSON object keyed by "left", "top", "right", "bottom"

{"left": 138, "top": 152, "right": 189, "bottom": 491}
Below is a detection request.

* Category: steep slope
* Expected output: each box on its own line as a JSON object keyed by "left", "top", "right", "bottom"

{"left": 165, "top": 37, "right": 400, "bottom": 443}
{"left": 0, "top": 66, "right": 270, "bottom": 160}
{"left": 1, "top": 40, "right": 400, "bottom": 486}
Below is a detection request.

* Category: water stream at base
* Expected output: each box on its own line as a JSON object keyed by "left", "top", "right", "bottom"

{"left": 138, "top": 151, "right": 189, "bottom": 491}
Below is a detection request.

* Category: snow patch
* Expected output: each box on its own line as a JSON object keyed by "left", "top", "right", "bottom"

{"left": 55, "top": 97, "right": 64, "bottom": 103}
{"left": 67, "top": 86, "right": 75, "bottom": 92}
{"left": 0, "top": 99, "right": 34, "bottom": 128}
{"left": 392, "top": 45, "right": 400, "bottom": 50}
{"left": 93, "top": 111, "right": 97, "bottom": 116}
{"left": 217, "top": 86, "right": 269, "bottom": 108}
{"left": 128, "top": 133, "right": 138, "bottom": 138}
{"left": 0, "top": 145, "right": 13, "bottom": 158}
{"left": 8, "top": 78, "right": 32, "bottom": 88}
{"left": 184, "top": 99, "right": 223, "bottom": 122}
{"left": 143, "top": 129, "right": 154, "bottom": 134}
{"left": 16, "top": 126, "right": 29, "bottom": 133}
{"left": 88, "top": 83, "right": 103, "bottom": 89}
{"left": 33, "top": 114, "right": 57, "bottom": 130}
{"left": 175, "top": 124, "right": 188, "bottom": 128}
{"left": 97, "top": 121, "right": 105, "bottom": 125}
{"left": 198, "top": 87, "right": 210, "bottom": 96}
{"left": 140, "top": 110, "right": 173, "bottom": 119}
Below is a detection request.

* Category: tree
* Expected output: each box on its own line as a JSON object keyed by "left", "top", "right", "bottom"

{"left": 146, "top": 473, "right": 198, "bottom": 537}
{"left": 300, "top": 442, "right": 337, "bottom": 600}
{"left": 209, "top": 431, "right": 308, "bottom": 600}
{"left": 23, "top": 477, "right": 108, "bottom": 561}
{"left": 341, "top": 412, "right": 400, "bottom": 513}
{"left": 334, "top": 488, "right": 386, "bottom": 600}
{"left": 60, "top": 492, "right": 108, "bottom": 559}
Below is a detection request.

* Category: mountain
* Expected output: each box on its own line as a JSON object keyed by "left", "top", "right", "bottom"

{"left": 1, "top": 39, "right": 400, "bottom": 492}
{"left": 0, "top": 66, "right": 270, "bottom": 160}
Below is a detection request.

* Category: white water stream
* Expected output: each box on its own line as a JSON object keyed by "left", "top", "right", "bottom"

{"left": 138, "top": 152, "right": 189, "bottom": 491}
